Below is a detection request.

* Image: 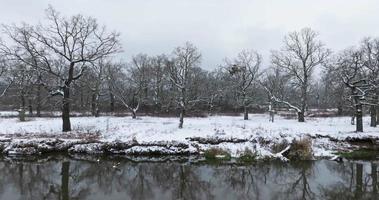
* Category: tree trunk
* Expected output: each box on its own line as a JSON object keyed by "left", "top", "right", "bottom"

{"left": 179, "top": 86, "right": 186, "bottom": 128}
{"left": 131, "top": 109, "right": 136, "bottom": 119}
{"left": 36, "top": 84, "right": 41, "bottom": 117}
{"left": 28, "top": 98, "right": 33, "bottom": 116}
{"left": 208, "top": 104, "right": 213, "bottom": 116}
{"left": 62, "top": 86, "right": 71, "bottom": 132}
{"left": 337, "top": 105, "right": 343, "bottom": 116}
{"left": 179, "top": 108, "right": 185, "bottom": 129}
{"left": 243, "top": 93, "right": 248, "bottom": 120}
{"left": 62, "top": 63, "right": 75, "bottom": 132}
{"left": 19, "top": 93, "right": 26, "bottom": 122}
{"left": 79, "top": 89, "right": 84, "bottom": 112}
{"left": 21, "top": 93, "right": 26, "bottom": 109}
{"left": 19, "top": 109, "right": 25, "bottom": 122}
{"left": 244, "top": 105, "right": 248, "bottom": 120}
{"left": 370, "top": 93, "right": 377, "bottom": 127}
{"left": 356, "top": 103, "right": 363, "bottom": 132}
{"left": 298, "top": 112, "right": 305, "bottom": 122}
{"left": 370, "top": 105, "right": 377, "bottom": 127}
{"left": 91, "top": 92, "right": 98, "bottom": 117}
{"left": 269, "top": 105, "right": 275, "bottom": 123}
{"left": 299, "top": 76, "right": 308, "bottom": 123}
{"left": 61, "top": 161, "right": 70, "bottom": 200}
{"left": 109, "top": 90, "right": 115, "bottom": 113}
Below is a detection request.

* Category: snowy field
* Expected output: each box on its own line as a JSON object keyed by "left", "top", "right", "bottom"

{"left": 0, "top": 113, "right": 378, "bottom": 159}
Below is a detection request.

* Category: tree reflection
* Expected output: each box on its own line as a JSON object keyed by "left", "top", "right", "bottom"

{"left": 213, "top": 164, "right": 269, "bottom": 199}
{"left": 61, "top": 162, "right": 69, "bottom": 200}
{"left": 267, "top": 161, "right": 316, "bottom": 200}
{"left": 1, "top": 157, "right": 379, "bottom": 200}
{"left": 0, "top": 159, "right": 64, "bottom": 200}
{"left": 320, "top": 162, "right": 379, "bottom": 200}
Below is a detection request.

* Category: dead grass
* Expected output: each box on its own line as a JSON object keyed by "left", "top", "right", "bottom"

{"left": 271, "top": 139, "right": 290, "bottom": 154}
{"left": 287, "top": 137, "right": 313, "bottom": 160}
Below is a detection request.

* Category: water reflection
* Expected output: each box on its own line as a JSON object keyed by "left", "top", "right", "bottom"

{"left": 0, "top": 157, "right": 378, "bottom": 200}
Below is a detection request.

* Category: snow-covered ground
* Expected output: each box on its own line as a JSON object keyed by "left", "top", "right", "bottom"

{"left": 0, "top": 113, "right": 377, "bottom": 159}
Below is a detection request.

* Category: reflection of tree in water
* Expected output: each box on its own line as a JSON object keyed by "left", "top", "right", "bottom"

{"left": 69, "top": 159, "right": 124, "bottom": 197}
{"left": 3, "top": 157, "right": 379, "bottom": 200}
{"left": 125, "top": 162, "right": 154, "bottom": 200}
{"left": 210, "top": 161, "right": 317, "bottom": 200}
{"left": 0, "top": 161, "right": 58, "bottom": 199}
{"left": 148, "top": 163, "right": 214, "bottom": 200}
{"left": 173, "top": 165, "right": 213, "bottom": 200}
{"left": 270, "top": 161, "right": 316, "bottom": 200}
{"left": 212, "top": 164, "right": 270, "bottom": 199}
{"left": 0, "top": 158, "right": 124, "bottom": 200}
{"left": 62, "top": 159, "right": 214, "bottom": 200}
{"left": 320, "top": 162, "right": 379, "bottom": 199}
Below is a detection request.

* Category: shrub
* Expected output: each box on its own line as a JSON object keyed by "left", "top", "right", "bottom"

{"left": 287, "top": 138, "right": 313, "bottom": 160}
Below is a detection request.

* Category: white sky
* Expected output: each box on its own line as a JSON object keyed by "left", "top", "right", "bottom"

{"left": 0, "top": 0, "right": 378, "bottom": 69}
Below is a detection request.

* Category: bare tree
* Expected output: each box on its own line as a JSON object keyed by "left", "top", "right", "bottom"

{"left": 271, "top": 28, "right": 330, "bottom": 122}
{"left": 360, "top": 37, "right": 379, "bottom": 127}
{"left": 1, "top": 6, "right": 121, "bottom": 131}
{"left": 320, "top": 62, "right": 347, "bottom": 116}
{"left": 10, "top": 62, "right": 36, "bottom": 120}
{"left": 0, "top": 56, "right": 14, "bottom": 96}
{"left": 225, "top": 50, "right": 261, "bottom": 120}
{"left": 337, "top": 49, "right": 375, "bottom": 132}
{"left": 83, "top": 59, "right": 110, "bottom": 117}
{"left": 201, "top": 70, "right": 223, "bottom": 116}
{"left": 260, "top": 65, "right": 291, "bottom": 122}
{"left": 149, "top": 54, "right": 169, "bottom": 113}
{"left": 168, "top": 42, "right": 201, "bottom": 128}
{"left": 110, "top": 58, "right": 147, "bottom": 119}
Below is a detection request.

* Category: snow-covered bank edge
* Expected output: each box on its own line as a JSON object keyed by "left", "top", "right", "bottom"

{"left": 0, "top": 133, "right": 375, "bottom": 161}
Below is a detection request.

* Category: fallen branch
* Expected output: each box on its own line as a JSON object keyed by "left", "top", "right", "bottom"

{"left": 272, "top": 145, "right": 290, "bottom": 161}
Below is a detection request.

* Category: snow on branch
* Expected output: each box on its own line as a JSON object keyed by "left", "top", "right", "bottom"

{"left": 261, "top": 83, "right": 301, "bottom": 113}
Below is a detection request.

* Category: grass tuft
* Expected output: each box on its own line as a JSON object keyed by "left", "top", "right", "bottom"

{"left": 337, "top": 149, "right": 379, "bottom": 160}
{"left": 237, "top": 148, "right": 257, "bottom": 163}
{"left": 204, "top": 147, "right": 231, "bottom": 161}
{"left": 287, "top": 138, "right": 313, "bottom": 160}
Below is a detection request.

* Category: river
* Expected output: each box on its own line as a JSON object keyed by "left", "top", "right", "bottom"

{"left": 0, "top": 155, "right": 377, "bottom": 200}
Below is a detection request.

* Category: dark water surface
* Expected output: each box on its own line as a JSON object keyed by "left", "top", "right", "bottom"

{"left": 0, "top": 156, "right": 378, "bottom": 200}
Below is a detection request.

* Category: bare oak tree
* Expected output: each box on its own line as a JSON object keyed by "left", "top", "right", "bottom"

{"left": 271, "top": 28, "right": 330, "bottom": 122}
{"left": 110, "top": 59, "right": 145, "bottom": 119}
{"left": 225, "top": 50, "right": 261, "bottom": 120}
{"left": 0, "top": 55, "right": 14, "bottom": 103}
{"left": 260, "top": 65, "right": 291, "bottom": 122}
{"left": 1, "top": 6, "right": 120, "bottom": 131}
{"left": 168, "top": 42, "right": 201, "bottom": 128}
{"left": 337, "top": 49, "right": 375, "bottom": 132}
{"left": 360, "top": 38, "right": 379, "bottom": 127}
{"left": 84, "top": 59, "right": 110, "bottom": 117}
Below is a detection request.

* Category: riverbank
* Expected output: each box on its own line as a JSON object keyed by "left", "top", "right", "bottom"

{"left": 0, "top": 114, "right": 378, "bottom": 160}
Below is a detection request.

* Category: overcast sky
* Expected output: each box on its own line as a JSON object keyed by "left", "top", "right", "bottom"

{"left": 0, "top": 0, "right": 378, "bottom": 69}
